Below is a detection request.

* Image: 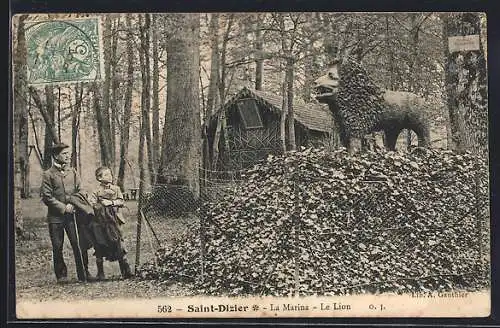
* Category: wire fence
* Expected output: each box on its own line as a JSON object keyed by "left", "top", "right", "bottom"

{"left": 133, "top": 168, "right": 246, "bottom": 266}
{"left": 134, "top": 157, "right": 490, "bottom": 296}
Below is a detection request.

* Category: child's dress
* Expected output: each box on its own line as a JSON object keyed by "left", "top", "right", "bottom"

{"left": 89, "top": 184, "right": 127, "bottom": 262}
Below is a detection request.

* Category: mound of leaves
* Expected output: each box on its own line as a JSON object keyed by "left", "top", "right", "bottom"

{"left": 139, "top": 147, "right": 489, "bottom": 296}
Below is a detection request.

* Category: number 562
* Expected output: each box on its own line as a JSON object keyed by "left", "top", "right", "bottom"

{"left": 158, "top": 305, "right": 172, "bottom": 313}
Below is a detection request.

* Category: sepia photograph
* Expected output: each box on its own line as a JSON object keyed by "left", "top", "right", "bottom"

{"left": 11, "top": 12, "right": 490, "bottom": 319}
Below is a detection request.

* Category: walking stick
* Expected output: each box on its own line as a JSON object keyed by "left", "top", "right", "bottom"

{"left": 73, "top": 211, "right": 87, "bottom": 282}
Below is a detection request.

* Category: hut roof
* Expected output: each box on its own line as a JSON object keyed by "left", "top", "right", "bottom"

{"left": 215, "top": 87, "right": 334, "bottom": 133}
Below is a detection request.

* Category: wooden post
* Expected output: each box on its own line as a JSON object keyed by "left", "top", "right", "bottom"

{"left": 134, "top": 184, "right": 143, "bottom": 273}
{"left": 134, "top": 117, "right": 146, "bottom": 273}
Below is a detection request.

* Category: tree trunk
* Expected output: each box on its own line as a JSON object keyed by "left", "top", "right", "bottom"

{"left": 92, "top": 84, "right": 113, "bottom": 167}
{"left": 13, "top": 15, "right": 28, "bottom": 233}
{"left": 57, "top": 87, "right": 62, "bottom": 141}
{"left": 139, "top": 14, "right": 155, "bottom": 185}
{"left": 278, "top": 16, "right": 289, "bottom": 153}
{"left": 71, "top": 83, "right": 84, "bottom": 168}
{"left": 43, "top": 86, "right": 56, "bottom": 170}
{"left": 14, "top": 17, "right": 30, "bottom": 198}
{"left": 285, "top": 56, "right": 296, "bottom": 151}
{"left": 151, "top": 14, "right": 161, "bottom": 175}
{"left": 218, "top": 14, "right": 234, "bottom": 105}
{"left": 254, "top": 16, "right": 264, "bottom": 91}
{"left": 280, "top": 80, "right": 287, "bottom": 152}
{"left": 28, "top": 106, "right": 44, "bottom": 167}
{"left": 211, "top": 112, "right": 225, "bottom": 170}
{"left": 159, "top": 13, "right": 201, "bottom": 197}
{"left": 101, "top": 16, "right": 115, "bottom": 167}
{"left": 204, "top": 13, "right": 220, "bottom": 172}
{"left": 206, "top": 13, "right": 220, "bottom": 115}
{"left": 110, "top": 17, "right": 120, "bottom": 173}
{"left": 443, "top": 13, "right": 487, "bottom": 153}
{"left": 29, "top": 86, "right": 59, "bottom": 171}
{"left": 117, "top": 14, "right": 135, "bottom": 192}
{"left": 205, "top": 13, "right": 220, "bottom": 171}
{"left": 302, "top": 51, "right": 313, "bottom": 102}
{"left": 211, "top": 15, "right": 233, "bottom": 170}
{"left": 385, "top": 15, "right": 395, "bottom": 90}
{"left": 28, "top": 87, "right": 59, "bottom": 145}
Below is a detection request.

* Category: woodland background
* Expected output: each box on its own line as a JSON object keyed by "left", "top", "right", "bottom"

{"left": 12, "top": 12, "right": 488, "bottom": 232}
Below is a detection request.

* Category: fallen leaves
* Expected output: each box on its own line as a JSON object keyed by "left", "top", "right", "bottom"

{"left": 139, "top": 147, "right": 489, "bottom": 296}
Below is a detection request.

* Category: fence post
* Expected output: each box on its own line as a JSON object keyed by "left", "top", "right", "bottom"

{"left": 134, "top": 190, "right": 143, "bottom": 274}
{"left": 134, "top": 172, "right": 146, "bottom": 273}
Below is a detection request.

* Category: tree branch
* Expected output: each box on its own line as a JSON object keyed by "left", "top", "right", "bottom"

{"left": 28, "top": 87, "right": 60, "bottom": 144}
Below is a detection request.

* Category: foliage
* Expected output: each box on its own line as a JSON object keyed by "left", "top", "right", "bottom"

{"left": 139, "top": 147, "right": 489, "bottom": 296}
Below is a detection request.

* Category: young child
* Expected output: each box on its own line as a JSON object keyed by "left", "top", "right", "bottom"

{"left": 89, "top": 166, "right": 132, "bottom": 280}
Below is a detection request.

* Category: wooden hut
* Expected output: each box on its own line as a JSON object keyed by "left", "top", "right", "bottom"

{"left": 206, "top": 87, "right": 335, "bottom": 172}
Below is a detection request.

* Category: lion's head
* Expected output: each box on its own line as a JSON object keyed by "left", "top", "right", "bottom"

{"left": 312, "top": 60, "right": 340, "bottom": 103}
{"left": 311, "top": 58, "right": 386, "bottom": 138}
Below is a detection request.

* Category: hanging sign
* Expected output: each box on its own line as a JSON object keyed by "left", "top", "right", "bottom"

{"left": 448, "top": 35, "right": 480, "bottom": 53}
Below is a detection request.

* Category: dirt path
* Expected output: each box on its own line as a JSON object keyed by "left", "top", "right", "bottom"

{"left": 15, "top": 198, "right": 197, "bottom": 302}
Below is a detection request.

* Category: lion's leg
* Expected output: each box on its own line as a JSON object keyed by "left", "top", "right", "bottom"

{"left": 361, "top": 137, "right": 370, "bottom": 151}
{"left": 414, "top": 124, "right": 431, "bottom": 148}
{"left": 407, "top": 114, "right": 431, "bottom": 148}
{"left": 343, "top": 137, "right": 352, "bottom": 153}
{"left": 384, "top": 129, "right": 400, "bottom": 151}
{"left": 338, "top": 129, "right": 351, "bottom": 152}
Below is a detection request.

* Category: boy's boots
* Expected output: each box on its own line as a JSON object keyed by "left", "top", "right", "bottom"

{"left": 96, "top": 258, "right": 105, "bottom": 281}
{"left": 83, "top": 252, "right": 96, "bottom": 282}
{"left": 119, "top": 258, "right": 133, "bottom": 279}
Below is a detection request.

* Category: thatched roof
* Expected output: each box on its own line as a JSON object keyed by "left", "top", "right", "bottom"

{"left": 215, "top": 87, "right": 334, "bottom": 133}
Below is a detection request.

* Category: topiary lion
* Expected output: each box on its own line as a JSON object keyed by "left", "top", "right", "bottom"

{"left": 313, "top": 58, "right": 431, "bottom": 151}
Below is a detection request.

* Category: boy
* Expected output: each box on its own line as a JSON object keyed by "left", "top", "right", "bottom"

{"left": 88, "top": 166, "right": 132, "bottom": 280}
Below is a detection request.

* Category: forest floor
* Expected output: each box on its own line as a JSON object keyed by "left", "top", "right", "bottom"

{"left": 15, "top": 198, "right": 198, "bottom": 302}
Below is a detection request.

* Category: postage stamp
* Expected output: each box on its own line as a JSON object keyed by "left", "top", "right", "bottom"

{"left": 24, "top": 17, "right": 104, "bottom": 85}
{"left": 11, "top": 12, "right": 491, "bottom": 321}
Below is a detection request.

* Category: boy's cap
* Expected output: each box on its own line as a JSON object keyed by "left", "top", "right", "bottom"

{"left": 50, "top": 143, "right": 70, "bottom": 155}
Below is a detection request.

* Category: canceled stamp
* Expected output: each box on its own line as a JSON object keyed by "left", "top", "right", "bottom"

{"left": 25, "top": 17, "right": 104, "bottom": 85}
